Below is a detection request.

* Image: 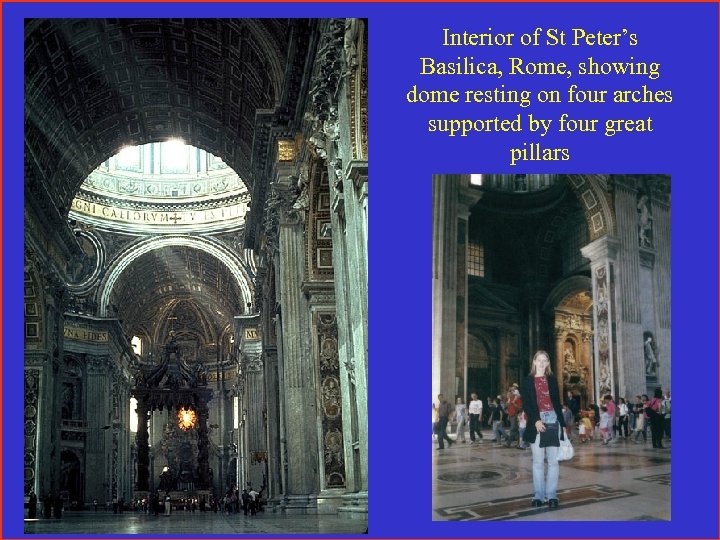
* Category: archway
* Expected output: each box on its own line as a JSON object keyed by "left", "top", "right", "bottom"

{"left": 544, "top": 276, "right": 594, "bottom": 407}
{"left": 60, "top": 450, "right": 83, "bottom": 508}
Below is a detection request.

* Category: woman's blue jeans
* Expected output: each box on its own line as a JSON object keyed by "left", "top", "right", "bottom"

{"left": 530, "top": 411, "right": 559, "bottom": 501}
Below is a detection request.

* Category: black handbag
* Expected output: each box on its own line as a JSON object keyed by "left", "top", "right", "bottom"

{"left": 539, "top": 422, "right": 560, "bottom": 447}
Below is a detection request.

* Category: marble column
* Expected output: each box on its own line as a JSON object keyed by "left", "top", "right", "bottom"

{"left": 581, "top": 237, "right": 621, "bottom": 400}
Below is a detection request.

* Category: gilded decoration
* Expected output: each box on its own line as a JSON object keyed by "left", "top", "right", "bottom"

{"left": 277, "top": 139, "right": 296, "bottom": 162}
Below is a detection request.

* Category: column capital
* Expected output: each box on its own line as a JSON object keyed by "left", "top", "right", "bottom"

{"left": 581, "top": 235, "right": 621, "bottom": 265}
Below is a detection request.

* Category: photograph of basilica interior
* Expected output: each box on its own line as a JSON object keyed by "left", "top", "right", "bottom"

{"left": 23, "top": 18, "right": 367, "bottom": 534}
{"left": 432, "top": 174, "right": 670, "bottom": 521}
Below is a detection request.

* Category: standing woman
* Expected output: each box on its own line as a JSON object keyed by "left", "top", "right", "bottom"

{"left": 520, "top": 350, "right": 566, "bottom": 509}
{"left": 454, "top": 396, "right": 468, "bottom": 443}
{"left": 647, "top": 387, "right": 665, "bottom": 449}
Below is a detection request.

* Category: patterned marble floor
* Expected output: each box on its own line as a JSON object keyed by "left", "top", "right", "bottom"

{"left": 24, "top": 509, "right": 368, "bottom": 535}
{"left": 433, "top": 431, "right": 670, "bottom": 521}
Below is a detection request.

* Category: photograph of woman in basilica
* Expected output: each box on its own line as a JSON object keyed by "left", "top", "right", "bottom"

{"left": 432, "top": 173, "right": 671, "bottom": 521}
{"left": 519, "top": 350, "right": 566, "bottom": 509}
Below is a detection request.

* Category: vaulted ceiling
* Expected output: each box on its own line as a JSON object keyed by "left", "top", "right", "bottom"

{"left": 108, "top": 244, "right": 248, "bottom": 346}
{"left": 25, "top": 18, "right": 313, "bottom": 225}
{"left": 25, "top": 18, "right": 314, "bottom": 356}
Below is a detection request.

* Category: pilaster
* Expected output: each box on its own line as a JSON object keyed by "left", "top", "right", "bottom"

{"left": 581, "top": 236, "right": 620, "bottom": 400}
{"left": 274, "top": 178, "right": 320, "bottom": 512}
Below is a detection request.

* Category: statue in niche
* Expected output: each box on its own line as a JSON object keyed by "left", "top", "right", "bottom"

{"left": 637, "top": 194, "right": 653, "bottom": 247}
{"left": 562, "top": 343, "right": 585, "bottom": 387}
{"left": 644, "top": 336, "right": 658, "bottom": 375}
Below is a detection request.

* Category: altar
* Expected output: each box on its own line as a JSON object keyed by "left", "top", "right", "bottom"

{"left": 131, "top": 335, "right": 214, "bottom": 498}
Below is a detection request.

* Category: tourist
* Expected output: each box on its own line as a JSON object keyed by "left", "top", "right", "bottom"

{"left": 617, "top": 398, "right": 630, "bottom": 438}
{"left": 519, "top": 350, "right": 566, "bottom": 509}
{"left": 517, "top": 409, "right": 528, "bottom": 449}
{"left": 504, "top": 384, "right": 522, "bottom": 447}
{"left": 488, "top": 398, "right": 506, "bottom": 443}
{"left": 647, "top": 388, "right": 665, "bottom": 449}
{"left": 599, "top": 405, "right": 611, "bottom": 444}
{"left": 453, "top": 396, "right": 468, "bottom": 443}
{"left": 603, "top": 395, "right": 616, "bottom": 441}
{"left": 467, "top": 393, "right": 484, "bottom": 442}
{"left": 248, "top": 488, "right": 259, "bottom": 515}
{"left": 662, "top": 391, "right": 671, "bottom": 440}
{"left": 435, "top": 394, "right": 453, "bottom": 450}
{"left": 632, "top": 404, "right": 647, "bottom": 444}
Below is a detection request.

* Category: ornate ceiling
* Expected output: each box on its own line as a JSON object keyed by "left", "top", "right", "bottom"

{"left": 25, "top": 18, "right": 307, "bottom": 223}
{"left": 25, "top": 18, "right": 314, "bottom": 356}
{"left": 108, "top": 244, "right": 247, "bottom": 351}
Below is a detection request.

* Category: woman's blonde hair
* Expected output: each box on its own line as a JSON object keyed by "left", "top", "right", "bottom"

{"left": 529, "top": 350, "right": 553, "bottom": 376}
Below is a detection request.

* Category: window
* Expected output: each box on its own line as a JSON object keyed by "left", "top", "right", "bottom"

{"left": 470, "top": 174, "right": 483, "bottom": 186}
{"left": 233, "top": 396, "right": 239, "bottom": 429}
{"left": 131, "top": 336, "right": 142, "bottom": 356}
{"left": 161, "top": 140, "right": 190, "bottom": 173}
{"left": 130, "top": 397, "right": 138, "bottom": 433}
{"left": 468, "top": 241, "right": 485, "bottom": 277}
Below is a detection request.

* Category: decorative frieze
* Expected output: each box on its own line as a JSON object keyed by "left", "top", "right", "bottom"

{"left": 316, "top": 312, "right": 345, "bottom": 488}
{"left": 24, "top": 369, "right": 41, "bottom": 494}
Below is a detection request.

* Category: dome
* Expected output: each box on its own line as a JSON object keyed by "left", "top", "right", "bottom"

{"left": 69, "top": 141, "right": 249, "bottom": 234}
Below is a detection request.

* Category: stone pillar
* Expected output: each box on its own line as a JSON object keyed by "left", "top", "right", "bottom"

{"left": 650, "top": 189, "right": 671, "bottom": 393}
{"left": 263, "top": 349, "right": 282, "bottom": 502}
{"left": 613, "top": 180, "right": 645, "bottom": 398}
{"left": 235, "top": 314, "right": 266, "bottom": 492}
{"left": 274, "top": 181, "right": 320, "bottom": 512}
{"left": 581, "top": 236, "right": 621, "bottom": 400}
{"left": 432, "top": 175, "right": 482, "bottom": 402}
{"left": 86, "top": 356, "right": 113, "bottom": 502}
{"left": 244, "top": 355, "right": 267, "bottom": 490}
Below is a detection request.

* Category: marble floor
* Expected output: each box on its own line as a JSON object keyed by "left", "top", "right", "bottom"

{"left": 24, "top": 509, "right": 368, "bottom": 535}
{"left": 433, "top": 430, "right": 670, "bottom": 521}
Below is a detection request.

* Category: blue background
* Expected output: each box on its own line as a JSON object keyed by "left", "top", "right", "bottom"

{"left": 4, "top": 2, "right": 718, "bottom": 538}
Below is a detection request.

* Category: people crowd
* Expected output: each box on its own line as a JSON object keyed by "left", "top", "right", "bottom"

{"left": 433, "top": 353, "right": 671, "bottom": 512}
{"left": 434, "top": 386, "right": 671, "bottom": 452}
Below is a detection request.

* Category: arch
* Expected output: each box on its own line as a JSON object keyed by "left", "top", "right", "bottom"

{"left": 25, "top": 19, "right": 293, "bottom": 212}
{"left": 543, "top": 275, "right": 593, "bottom": 314}
{"left": 564, "top": 174, "right": 616, "bottom": 240}
{"left": 66, "top": 230, "right": 105, "bottom": 294}
{"left": 97, "top": 236, "right": 254, "bottom": 317}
